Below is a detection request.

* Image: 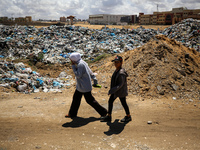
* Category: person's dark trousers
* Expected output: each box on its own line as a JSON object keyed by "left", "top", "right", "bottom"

{"left": 108, "top": 94, "right": 130, "bottom": 115}
{"left": 68, "top": 89, "right": 107, "bottom": 117}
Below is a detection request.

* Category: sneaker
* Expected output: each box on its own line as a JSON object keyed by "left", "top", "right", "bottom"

{"left": 101, "top": 115, "right": 111, "bottom": 122}
{"left": 121, "top": 116, "right": 132, "bottom": 122}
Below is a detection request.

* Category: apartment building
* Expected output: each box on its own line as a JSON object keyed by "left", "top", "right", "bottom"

{"left": 139, "top": 13, "right": 153, "bottom": 25}
{"left": 139, "top": 7, "right": 200, "bottom": 25}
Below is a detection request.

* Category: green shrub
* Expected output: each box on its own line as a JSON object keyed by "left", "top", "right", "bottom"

{"left": 92, "top": 53, "right": 111, "bottom": 62}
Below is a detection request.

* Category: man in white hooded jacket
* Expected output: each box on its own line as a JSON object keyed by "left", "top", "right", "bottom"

{"left": 65, "top": 52, "right": 107, "bottom": 119}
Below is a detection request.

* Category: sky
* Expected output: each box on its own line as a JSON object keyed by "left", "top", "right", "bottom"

{"left": 0, "top": 0, "right": 199, "bottom": 20}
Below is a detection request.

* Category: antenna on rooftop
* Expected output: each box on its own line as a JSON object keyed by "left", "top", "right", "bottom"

{"left": 157, "top": 4, "right": 159, "bottom": 12}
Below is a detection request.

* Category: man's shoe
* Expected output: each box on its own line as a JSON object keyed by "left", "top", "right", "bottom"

{"left": 101, "top": 115, "right": 111, "bottom": 122}
{"left": 121, "top": 116, "right": 132, "bottom": 122}
{"left": 65, "top": 114, "right": 76, "bottom": 119}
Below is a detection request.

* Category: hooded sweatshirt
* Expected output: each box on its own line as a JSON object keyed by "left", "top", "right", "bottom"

{"left": 70, "top": 52, "right": 97, "bottom": 93}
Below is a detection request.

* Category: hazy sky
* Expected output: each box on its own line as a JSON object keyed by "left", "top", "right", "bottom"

{"left": 0, "top": 0, "right": 199, "bottom": 20}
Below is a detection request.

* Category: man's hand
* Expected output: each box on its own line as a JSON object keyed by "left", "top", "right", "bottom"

{"left": 70, "top": 59, "right": 75, "bottom": 65}
{"left": 108, "top": 90, "right": 111, "bottom": 95}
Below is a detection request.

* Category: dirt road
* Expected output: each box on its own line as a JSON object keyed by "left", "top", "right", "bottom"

{"left": 0, "top": 86, "right": 200, "bottom": 150}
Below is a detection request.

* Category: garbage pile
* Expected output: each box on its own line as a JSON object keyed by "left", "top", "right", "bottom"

{"left": 0, "top": 60, "right": 74, "bottom": 93}
{"left": 163, "top": 18, "right": 200, "bottom": 52}
{"left": 96, "top": 35, "right": 200, "bottom": 99}
{"left": 0, "top": 19, "right": 199, "bottom": 64}
{"left": 0, "top": 24, "right": 158, "bottom": 63}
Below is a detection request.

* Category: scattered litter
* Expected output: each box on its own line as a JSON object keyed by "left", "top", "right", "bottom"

{"left": 0, "top": 60, "right": 74, "bottom": 93}
{"left": 147, "top": 121, "right": 152, "bottom": 124}
{"left": 163, "top": 18, "right": 200, "bottom": 52}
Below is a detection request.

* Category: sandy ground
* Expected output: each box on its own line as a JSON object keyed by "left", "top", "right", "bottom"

{"left": 74, "top": 24, "right": 170, "bottom": 30}
{"left": 0, "top": 86, "right": 200, "bottom": 150}
{"left": 35, "top": 23, "right": 170, "bottom": 30}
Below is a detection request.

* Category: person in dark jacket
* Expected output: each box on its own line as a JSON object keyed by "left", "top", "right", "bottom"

{"left": 101, "top": 55, "right": 131, "bottom": 122}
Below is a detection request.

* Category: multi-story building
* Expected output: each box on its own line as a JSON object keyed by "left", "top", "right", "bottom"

{"left": 120, "top": 15, "right": 138, "bottom": 24}
{"left": 152, "top": 13, "right": 158, "bottom": 25}
{"left": 15, "top": 17, "right": 26, "bottom": 22}
{"left": 139, "top": 7, "right": 200, "bottom": 25}
{"left": 130, "top": 15, "right": 138, "bottom": 24}
{"left": 89, "top": 14, "right": 131, "bottom": 25}
{"left": 172, "top": 7, "right": 200, "bottom": 24}
{"left": 60, "top": 16, "right": 66, "bottom": 22}
{"left": 139, "top": 14, "right": 153, "bottom": 25}
{"left": 25, "top": 16, "right": 32, "bottom": 22}
{"left": 15, "top": 16, "right": 32, "bottom": 22}
{"left": 0, "top": 17, "right": 8, "bottom": 21}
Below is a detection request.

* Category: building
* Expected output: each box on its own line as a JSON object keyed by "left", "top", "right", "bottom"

{"left": 67, "top": 16, "right": 75, "bottom": 25}
{"left": 172, "top": 7, "right": 200, "bottom": 24}
{"left": 157, "top": 11, "right": 173, "bottom": 25}
{"left": 131, "top": 15, "right": 138, "bottom": 24}
{"left": 0, "top": 17, "right": 8, "bottom": 21}
{"left": 139, "top": 13, "right": 153, "bottom": 25}
{"left": 25, "top": 16, "right": 32, "bottom": 22}
{"left": 60, "top": 16, "right": 66, "bottom": 22}
{"left": 15, "top": 17, "right": 26, "bottom": 22}
{"left": 139, "top": 7, "right": 200, "bottom": 25}
{"left": 89, "top": 14, "right": 131, "bottom": 25}
{"left": 121, "top": 15, "right": 138, "bottom": 24}
{"left": 15, "top": 16, "right": 32, "bottom": 22}
{"left": 152, "top": 13, "right": 158, "bottom": 25}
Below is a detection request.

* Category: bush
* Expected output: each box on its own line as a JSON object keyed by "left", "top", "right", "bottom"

{"left": 92, "top": 53, "right": 111, "bottom": 62}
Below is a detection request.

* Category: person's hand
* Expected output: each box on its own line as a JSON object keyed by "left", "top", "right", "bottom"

{"left": 70, "top": 59, "right": 75, "bottom": 65}
{"left": 108, "top": 90, "right": 111, "bottom": 95}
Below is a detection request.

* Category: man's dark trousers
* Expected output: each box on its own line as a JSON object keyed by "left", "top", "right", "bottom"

{"left": 68, "top": 89, "right": 107, "bottom": 117}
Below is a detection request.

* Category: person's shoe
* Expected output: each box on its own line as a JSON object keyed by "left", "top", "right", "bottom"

{"left": 65, "top": 114, "right": 76, "bottom": 119}
{"left": 100, "top": 113, "right": 108, "bottom": 120}
{"left": 101, "top": 115, "right": 111, "bottom": 122}
{"left": 100, "top": 115, "right": 106, "bottom": 120}
{"left": 121, "top": 115, "right": 132, "bottom": 122}
{"left": 65, "top": 114, "right": 70, "bottom": 118}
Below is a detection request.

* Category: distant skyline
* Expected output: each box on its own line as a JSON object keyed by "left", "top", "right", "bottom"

{"left": 0, "top": 0, "right": 199, "bottom": 20}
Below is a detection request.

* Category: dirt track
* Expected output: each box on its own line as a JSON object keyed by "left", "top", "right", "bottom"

{"left": 0, "top": 86, "right": 200, "bottom": 150}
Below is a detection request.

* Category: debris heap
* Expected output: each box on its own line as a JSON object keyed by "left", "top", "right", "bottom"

{"left": 163, "top": 18, "right": 200, "bottom": 52}
{"left": 97, "top": 35, "right": 200, "bottom": 99}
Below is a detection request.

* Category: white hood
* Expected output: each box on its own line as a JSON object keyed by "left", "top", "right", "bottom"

{"left": 69, "top": 52, "right": 81, "bottom": 62}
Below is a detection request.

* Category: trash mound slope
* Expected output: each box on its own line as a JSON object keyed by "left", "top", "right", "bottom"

{"left": 162, "top": 18, "right": 200, "bottom": 52}
{"left": 95, "top": 35, "right": 200, "bottom": 99}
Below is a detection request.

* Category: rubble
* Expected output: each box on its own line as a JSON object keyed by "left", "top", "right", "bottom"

{"left": 96, "top": 35, "right": 200, "bottom": 99}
